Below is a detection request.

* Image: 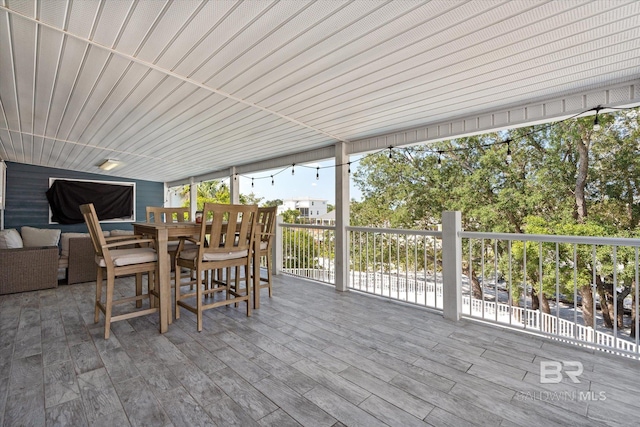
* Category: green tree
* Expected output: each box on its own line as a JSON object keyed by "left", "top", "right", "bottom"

{"left": 180, "top": 181, "right": 263, "bottom": 209}
{"left": 351, "top": 108, "right": 640, "bottom": 330}
{"left": 264, "top": 199, "right": 283, "bottom": 207}
{"left": 281, "top": 209, "right": 300, "bottom": 224}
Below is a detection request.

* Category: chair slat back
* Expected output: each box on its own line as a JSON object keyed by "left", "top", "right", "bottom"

{"left": 200, "top": 203, "right": 257, "bottom": 256}
{"left": 146, "top": 206, "right": 191, "bottom": 223}
{"left": 80, "top": 203, "right": 107, "bottom": 257}
{"left": 257, "top": 206, "right": 277, "bottom": 246}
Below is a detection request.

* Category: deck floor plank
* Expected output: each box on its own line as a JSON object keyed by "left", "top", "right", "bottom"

{"left": 0, "top": 274, "right": 639, "bottom": 426}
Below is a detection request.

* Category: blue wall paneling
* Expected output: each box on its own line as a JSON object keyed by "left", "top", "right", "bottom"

{"left": 3, "top": 161, "right": 164, "bottom": 233}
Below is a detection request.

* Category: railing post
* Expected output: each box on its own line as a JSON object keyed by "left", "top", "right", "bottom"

{"left": 335, "top": 141, "right": 350, "bottom": 292}
{"left": 274, "top": 215, "right": 283, "bottom": 276}
{"left": 189, "top": 177, "right": 197, "bottom": 220}
{"left": 229, "top": 166, "right": 239, "bottom": 204}
{"left": 442, "top": 211, "right": 462, "bottom": 321}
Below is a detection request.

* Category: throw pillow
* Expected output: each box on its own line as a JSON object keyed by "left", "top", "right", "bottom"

{"left": 21, "top": 226, "right": 61, "bottom": 248}
{"left": 0, "top": 228, "right": 24, "bottom": 249}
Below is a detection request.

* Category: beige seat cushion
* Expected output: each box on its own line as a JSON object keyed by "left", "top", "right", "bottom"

{"left": 58, "top": 256, "right": 69, "bottom": 269}
{"left": 21, "top": 226, "right": 61, "bottom": 247}
{"left": 0, "top": 229, "right": 23, "bottom": 249}
{"left": 96, "top": 247, "right": 157, "bottom": 267}
{"left": 178, "top": 248, "right": 248, "bottom": 262}
{"left": 110, "top": 229, "right": 134, "bottom": 236}
{"left": 259, "top": 241, "right": 268, "bottom": 251}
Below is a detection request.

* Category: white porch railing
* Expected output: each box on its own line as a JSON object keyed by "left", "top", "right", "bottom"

{"left": 277, "top": 215, "right": 640, "bottom": 357}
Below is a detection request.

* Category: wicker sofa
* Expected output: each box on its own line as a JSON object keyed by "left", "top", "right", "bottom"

{"left": 0, "top": 228, "right": 133, "bottom": 294}
{"left": 0, "top": 246, "right": 59, "bottom": 295}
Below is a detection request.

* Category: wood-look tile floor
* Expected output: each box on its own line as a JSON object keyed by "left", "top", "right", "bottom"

{"left": 1, "top": 274, "right": 639, "bottom": 426}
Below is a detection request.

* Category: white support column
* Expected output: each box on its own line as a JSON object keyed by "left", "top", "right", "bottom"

{"left": 229, "top": 166, "right": 240, "bottom": 204}
{"left": 189, "top": 178, "right": 197, "bottom": 220}
{"left": 442, "top": 211, "right": 462, "bottom": 321}
{"left": 274, "top": 215, "right": 283, "bottom": 276}
{"left": 335, "top": 142, "right": 350, "bottom": 292}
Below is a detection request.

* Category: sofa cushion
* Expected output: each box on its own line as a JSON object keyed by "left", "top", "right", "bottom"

{"left": 0, "top": 229, "right": 23, "bottom": 249}
{"left": 21, "top": 226, "right": 61, "bottom": 248}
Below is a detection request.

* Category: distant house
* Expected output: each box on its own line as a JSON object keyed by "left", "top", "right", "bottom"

{"left": 314, "top": 210, "right": 335, "bottom": 226}
{"left": 279, "top": 197, "right": 329, "bottom": 222}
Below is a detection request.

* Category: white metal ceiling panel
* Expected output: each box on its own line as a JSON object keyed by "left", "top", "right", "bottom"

{"left": 91, "top": 0, "right": 132, "bottom": 48}
{"left": 34, "top": 26, "right": 65, "bottom": 136}
{"left": 54, "top": 46, "right": 113, "bottom": 140}
{"left": 113, "top": 0, "right": 168, "bottom": 56}
{"left": 38, "top": 0, "right": 67, "bottom": 28}
{"left": 153, "top": 0, "right": 238, "bottom": 71}
{"left": 66, "top": 0, "right": 99, "bottom": 40}
{"left": 171, "top": 0, "right": 275, "bottom": 79}
{"left": 135, "top": 0, "right": 203, "bottom": 64}
{"left": 1, "top": 0, "right": 639, "bottom": 183}
{"left": 196, "top": 0, "right": 313, "bottom": 86}
{"left": 5, "top": 0, "right": 32, "bottom": 17}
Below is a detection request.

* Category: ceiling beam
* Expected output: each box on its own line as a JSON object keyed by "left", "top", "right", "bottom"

{"left": 167, "top": 79, "right": 640, "bottom": 187}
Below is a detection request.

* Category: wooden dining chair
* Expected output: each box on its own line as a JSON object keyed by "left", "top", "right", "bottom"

{"left": 255, "top": 206, "right": 277, "bottom": 297}
{"left": 80, "top": 203, "right": 160, "bottom": 339}
{"left": 146, "top": 205, "right": 199, "bottom": 293}
{"left": 145, "top": 206, "right": 193, "bottom": 259}
{"left": 174, "top": 203, "right": 258, "bottom": 332}
{"left": 145, "top": 206, "right": 191, "bottom": 223}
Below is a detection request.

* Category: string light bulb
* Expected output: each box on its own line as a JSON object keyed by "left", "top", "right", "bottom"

{"left": 271, "top": 175, "right": 274, "bottom": 186}
{"left": 593, "top": 115, "right": 601, "bottom": 131}
{"left": 437, "top": 152, "right": 442, "bottom": 169}
{"left": 388, "top": 146, "right": 393, "bottom": 159}
{"left": 506, "top": 141, "right": 512, "bottom": 164}
{"left": 348, "top": 162, "right": 351, "bottom": 174}
{"left": 292, "top": 163, "right": 295, "bottom": 175}
{"left": 251, "top": 178, "right": 254, "bottom": 188}
{"left": 593, "top": 105, "right": 602, "bottom": 131}
{"left": 316, "top": 166, "right": 320, "bottom": 180}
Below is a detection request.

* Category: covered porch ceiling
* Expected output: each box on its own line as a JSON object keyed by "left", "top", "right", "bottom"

{"left": 1, "top": 0, "right": 639, "bottom": 186}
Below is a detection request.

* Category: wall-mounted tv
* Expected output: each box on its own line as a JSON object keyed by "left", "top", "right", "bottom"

{"left": 47, "top": 178, "right": 136, "bottom": 224}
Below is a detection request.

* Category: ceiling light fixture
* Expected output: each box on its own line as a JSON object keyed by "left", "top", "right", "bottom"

{"left": 99, "top": 159, "right": 120, "bottom": 171}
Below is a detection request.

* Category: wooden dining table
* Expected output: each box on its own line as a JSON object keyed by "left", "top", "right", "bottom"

{"left": 133, "top": 221, "right": 262, "bottom": 333}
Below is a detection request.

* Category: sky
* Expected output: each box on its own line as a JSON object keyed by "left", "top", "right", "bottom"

{"left": 235, "top": 158, "right": 363, "bottom": 204}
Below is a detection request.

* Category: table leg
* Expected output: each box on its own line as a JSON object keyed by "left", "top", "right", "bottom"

{"left": 253, "top": 241, "right": 260, "bottom": 309}
{"left": 157, "top": 229, "right": 171, "bottom": 333}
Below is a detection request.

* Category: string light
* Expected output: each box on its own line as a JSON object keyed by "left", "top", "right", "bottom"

{"left": 226, "top": 104, "right": 624, "bottom": 186}
{"left": 593, "top": 105, "right": 602, "bottom": 131}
